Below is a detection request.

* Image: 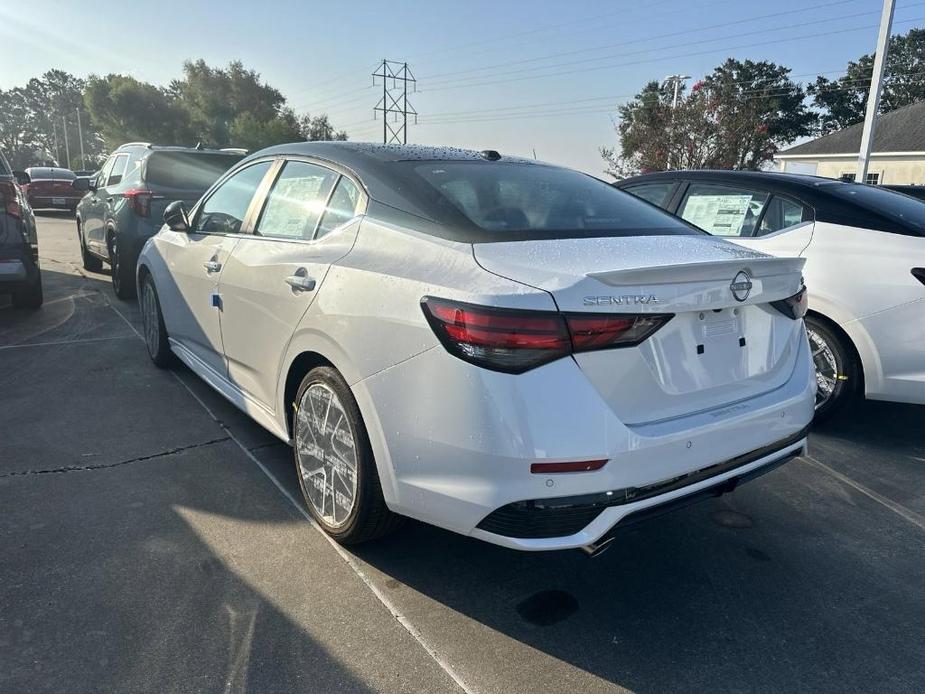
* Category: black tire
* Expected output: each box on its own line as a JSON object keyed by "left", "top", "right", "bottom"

{"left": 12, "top": 274, "right": 43, "bottom": 309}
{"left": 292, "top": 366, "right": 403, "bottom": 545}
{"left": 78, "top": 221, "right": 103, "bottom": 272}
{"left": 139, "top": 274, "right": 173, "bottom": 368}
{"left": 805, "top": 315, "right": 858, "bottom": 420}
{"left": 109, "top": 234, "right": 136, "bottom": 300}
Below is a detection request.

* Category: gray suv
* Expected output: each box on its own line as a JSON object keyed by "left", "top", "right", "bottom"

{"left": 74, "top": 143, "right": 244, "bottom": 298}
{"left": 0, "top": 148, "right": 42, "bottom": 309}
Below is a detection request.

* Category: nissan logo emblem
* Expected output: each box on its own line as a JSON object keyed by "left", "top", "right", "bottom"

{"left": 730, "top": 271, "right": 753, "bottom": 302}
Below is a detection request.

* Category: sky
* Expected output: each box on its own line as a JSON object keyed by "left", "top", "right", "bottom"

{"left": 2, "top": 0, "right": 920, "bottom": 175}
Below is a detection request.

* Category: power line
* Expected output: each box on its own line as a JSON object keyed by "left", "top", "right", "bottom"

{"left": 418, "top": 14, "right": 925, "bottom": 93}
{"left": 413, "top": 69, "right": 925, "bottom": 127}
{"left": 421, "top": 4, "right": 925, "bottom": 90}
{"left": 419, "top": 0, "right": 865, "bottom": 82}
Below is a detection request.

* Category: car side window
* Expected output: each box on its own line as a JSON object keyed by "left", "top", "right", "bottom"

{"left": 255, "top": 161, "right": 338, "bottom": 240}
{"left": 679, "top": 183, "right": 769, "bottom": 237}
{"left": 106, "top": 154, "right": 129, "bottom": 187}
{"left": 192, "top": 161, "right": 272, "bottom": 235}
{"left": 623, "top": 182, "right": 676, "bottom": 209}
{"left": 316, "top": 177, "right": 361, "bottom": 239}
{"left": 757, "top": 196, "right": 807, "bottom": 236}
{"left": 96, "top": 155, "right": 117, "bottom": 188}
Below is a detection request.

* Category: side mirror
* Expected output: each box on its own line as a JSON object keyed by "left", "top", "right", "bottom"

{"left": 72, "top": 177, "right": 90, "bottom": 193}
{"left": 163, "top": 200, "right": 190, "bottom": 232}
{"left": 13, "top": 170, "right": 30, "bottom": 185}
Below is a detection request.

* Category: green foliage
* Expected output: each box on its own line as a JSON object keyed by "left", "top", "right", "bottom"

{"left": 2, "top": 60, "right": 350, "bottom": 170}
{"left": 809, "top": 28, "right": 925, "bottom": 133}
{"left": 0, "top": 70, "right": 105, "bottom": 169}
{"left": 605, "top": 59, "right": 814, "bottom": 176}
{"left": 84, "top": 74, "right": 196, "bottom": 148}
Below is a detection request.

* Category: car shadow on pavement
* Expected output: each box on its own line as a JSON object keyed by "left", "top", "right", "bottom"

{"left": 350, "top": 462, "right": 925, "bottom": 693}
{"left": 1, "top": 268, "right": 442, "bottom": 693}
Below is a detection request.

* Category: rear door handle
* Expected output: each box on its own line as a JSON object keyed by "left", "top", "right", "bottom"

{"left": 203, "top": 260, "right": 222, "bottom": 273}
{"left": 285, "top": 274, "right": 316, "bottom": 292}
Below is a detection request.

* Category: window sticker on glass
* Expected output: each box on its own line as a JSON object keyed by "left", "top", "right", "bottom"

{"left": 682, "top": 194, "right": 756, "bottom": 236}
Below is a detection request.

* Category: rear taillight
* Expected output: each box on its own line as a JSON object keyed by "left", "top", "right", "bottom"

{"left": 770, "top": 285, "right": 808, "bottom": 320}
{"left": 421, "top": 297, "right": 672, "bottom": 374}
{"left": 0, "top": 180, "right": 21, "bottom": 218}
{"left": 123, "top": 188, "right": 153, "bottom": 217}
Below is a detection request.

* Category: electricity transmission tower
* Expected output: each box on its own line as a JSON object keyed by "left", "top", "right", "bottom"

{"left": 372, "top": 59, "right": 417, "bottom": 144}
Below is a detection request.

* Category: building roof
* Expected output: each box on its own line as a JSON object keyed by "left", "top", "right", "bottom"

{"left": 778, "top": 101, "right": 925, "bottom": 157}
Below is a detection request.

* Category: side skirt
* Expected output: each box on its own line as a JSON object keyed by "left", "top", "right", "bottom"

{"left": 169, "top": 338, "right": 291, "bottom": 444}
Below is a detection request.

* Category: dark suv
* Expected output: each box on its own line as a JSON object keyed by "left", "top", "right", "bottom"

{"left": 74, "top": 143, "right": 244, "bottom": 298}
{"left": 0, "top": 148, "right": 42, "bottom": 309}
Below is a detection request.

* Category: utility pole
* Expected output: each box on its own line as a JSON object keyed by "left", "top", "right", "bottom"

{"left": 76, "top": 108, "right": 85, "bottom": 170}
{"left": 857, "top": 0, "right": 896, "bottom": 183}
{"left": 372, "top": 59, "right": 417, "bottom": 144}
{"left": 52, "top": 121, "right": 59, "bottom": 165}
{"left": 661, "top": 74, "right": 691, "bottom": 170}
{"left": 62, "top": 116, "right": 71, "bottom": 170}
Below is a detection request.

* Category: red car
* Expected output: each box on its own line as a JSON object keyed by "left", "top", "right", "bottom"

{"left": 21, "top": 167, "right": 84, "bottom": 212}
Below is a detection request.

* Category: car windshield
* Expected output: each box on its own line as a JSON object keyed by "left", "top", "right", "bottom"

{"left": 826, "top": 183, "right": 925, "bottom": 233}
{"left": 145, "top": 151, "right": 244, "bottom": 190}
{"left": 406, "top": 161, "right": 700, "bottom": 239}
{"left": 27, "top": 167, "right": 75, "bottom": 180}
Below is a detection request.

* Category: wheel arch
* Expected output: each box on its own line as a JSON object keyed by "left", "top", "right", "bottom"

{"left": 805, "top": 309, "right": 866, "bottom": 394}
{"left": 283, "top": 351, "right": 336, "bottom": 439}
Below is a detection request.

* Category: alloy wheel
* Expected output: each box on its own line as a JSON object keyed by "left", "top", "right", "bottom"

{"left": 807, "top": 327, "right": 838, "bottom": 410}
{"left": 141, "top": 281, "right": 160, "bottom": 357}
{"left": 295, "top": 382, "right": 359, "bottom": 528}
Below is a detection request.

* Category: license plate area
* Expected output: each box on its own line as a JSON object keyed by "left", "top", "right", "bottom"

{"left": 52, "top": 197, "right": 65, "bottom": 205}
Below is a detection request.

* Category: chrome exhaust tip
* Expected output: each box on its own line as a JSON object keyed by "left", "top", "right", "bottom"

{"left": 580, "top": 536, "right": 616, "bottom": 558}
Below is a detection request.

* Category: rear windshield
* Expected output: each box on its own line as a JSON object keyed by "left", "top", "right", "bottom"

{"left": 826, "top": 183, "right": 925, "bottom": 234}
{"left": 27, "top": 167, "right": 76, "bottom": 180}
{"left": 145, "top": 152, "right": 244, "bottom": 190}
{"left": 406, "top": 161, "right": 700, "bottom": 239}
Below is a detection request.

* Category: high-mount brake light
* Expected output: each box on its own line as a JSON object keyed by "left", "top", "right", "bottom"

{"left": 770, "top": 285, "right": 808, "bottom": 320}
{"left": 421, "top": 297, "right": 672, "bottom": 374}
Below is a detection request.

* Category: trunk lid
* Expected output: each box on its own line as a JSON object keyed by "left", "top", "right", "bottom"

{"left": 474, "top": 235, "right": 807, "bottom": 425}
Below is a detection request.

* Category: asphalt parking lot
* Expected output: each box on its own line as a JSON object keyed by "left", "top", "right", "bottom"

{"left": 2, "top": 212, "right": 924, "bottom": 694}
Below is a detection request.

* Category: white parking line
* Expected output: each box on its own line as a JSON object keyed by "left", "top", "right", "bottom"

{"left": 0, "top": 335, "right": 135, "bottom": 350}
{"left": 801, "top": 455, "right": 925, "bottom": 532}
{"left": 104, "top": 298, "right": 474, "bottom": 694}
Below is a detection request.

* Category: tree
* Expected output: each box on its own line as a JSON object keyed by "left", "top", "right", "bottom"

{"left": 810, "top": 29, "right": 925, "bottom": 133}
{"left": 84, "top": 74, "right": 196, "bottom": 149}
{"left": 229, "top": 109, "right": 302, "bottom": 151}
{"left": 299, "top": 113, "right": 348, "bottom": 142}
{"left": 604, "top": 59, "right": 814, "bottom": 176}
{"left": 0, "top": 88, "right": 38, "bottom": 168}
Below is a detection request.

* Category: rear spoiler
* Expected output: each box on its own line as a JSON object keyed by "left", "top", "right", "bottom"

{"left": 587, "top": 256, "right": 805, "bottom": 287}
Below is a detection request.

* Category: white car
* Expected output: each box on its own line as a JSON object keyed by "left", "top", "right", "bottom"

{"left": 137, "top": 143, "right": 814, "bottom": 553}
{"left": 618, "top": 171, "right": 925, "bottom": 417}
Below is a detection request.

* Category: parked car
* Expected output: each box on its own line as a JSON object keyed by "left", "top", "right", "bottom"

{"left": 137, "top": 143, "right": 814, "bottom": 552}
{"left": 884, "top": 184, "right": 925, "bottom": 202}
{"left": 21, "top": 167, "right": 82, "bottom": 212}
{"left": 616, "top": 170, "right": 925, "bottom": 417}
{"left": 73, "top": 143, "right": 245, "bottom": 299}
{"left": 0, "top": 149, "right": 42, "bottom": 308}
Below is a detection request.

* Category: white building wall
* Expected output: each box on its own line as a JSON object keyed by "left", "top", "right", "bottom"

{"left": 777, "top": 154, "right": 925, "bottom": 184}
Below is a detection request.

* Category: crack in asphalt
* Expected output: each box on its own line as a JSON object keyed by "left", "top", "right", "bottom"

{"left": 0, "top": 437, "right": 230, "bottom": 478}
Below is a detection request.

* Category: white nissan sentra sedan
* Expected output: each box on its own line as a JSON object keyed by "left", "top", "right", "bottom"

{"left": 137, "top": 143, "right": 815, "bottom": 553}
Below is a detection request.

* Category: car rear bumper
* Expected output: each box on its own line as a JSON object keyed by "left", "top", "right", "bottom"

{"left": 353, "top": 329, "right": 816, "bottom": 551}
{"left": 28, "top": 196, "right": 80, "bottom": 209}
